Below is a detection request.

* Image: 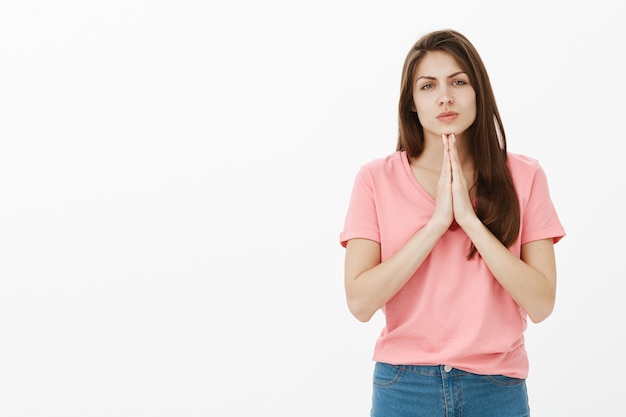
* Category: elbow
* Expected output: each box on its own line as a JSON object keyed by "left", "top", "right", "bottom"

{"left": 526, "top": 281, "right": 557, "bottom": 323}
{"left": 527, "top": 299, "right": 555, "bottom": 324}
{"left": 352, "top": 310, "right": 374, "bottom": 323}
{"left": 346, "top": 298, "right": 376, "bottom": 323}
{"left": 528, "top": 311, "right": 550, "bottom": 324}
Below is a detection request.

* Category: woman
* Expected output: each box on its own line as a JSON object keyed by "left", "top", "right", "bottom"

{"left": 339, "top": 29, "right": 565, "bottom": 417}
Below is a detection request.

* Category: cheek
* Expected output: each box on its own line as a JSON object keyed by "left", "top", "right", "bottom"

{"left": 461, "top": 93, "right": 477, "bottom": 120}
{"left": 415, "top": 108, "right": 433, "bottom": 129}
{"left": 412, "top": 95, "right": 428, "bottom": 115}
{"left": 467, "top": 91, "right": 477, "bottom": 111}
{"left": 413, "top": 99, "right": 434, "bottom": 124}
{"left": 468, "top": 102, "right": 477, "bottom": 122}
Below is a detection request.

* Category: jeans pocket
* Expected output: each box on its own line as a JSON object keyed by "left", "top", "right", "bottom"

{"left": 485, "top": 374, "right": 526, "bottom": 387}
{"left": 372, "top": 362, "right": 403, "bottom": 387}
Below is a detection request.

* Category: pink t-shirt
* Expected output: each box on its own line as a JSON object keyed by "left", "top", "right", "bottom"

{"left": 340, "top": 151, "right": 565, "bottom": 378}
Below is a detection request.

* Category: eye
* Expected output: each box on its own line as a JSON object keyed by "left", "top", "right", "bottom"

{"left": 452, "top": 80, "right": 467, "bottom": 86}
{"left": 421, "top": 83, "right": 435, "bottom": 90}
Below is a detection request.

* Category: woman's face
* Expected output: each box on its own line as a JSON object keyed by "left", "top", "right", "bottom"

{"left": 412, "top": 50, "right": 476, "bottom": 141}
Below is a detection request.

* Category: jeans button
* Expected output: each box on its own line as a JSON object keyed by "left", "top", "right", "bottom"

{"left": 444, "top": 365, "right": 452, "bottom": 372}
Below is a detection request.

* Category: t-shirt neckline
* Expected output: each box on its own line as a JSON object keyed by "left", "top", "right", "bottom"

{"left": 400, "top": 150, "right": 436, "bottom": 204}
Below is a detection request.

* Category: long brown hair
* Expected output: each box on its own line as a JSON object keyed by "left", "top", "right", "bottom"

{"left": 396, "top": 29, "right": 520, "bottom": 258}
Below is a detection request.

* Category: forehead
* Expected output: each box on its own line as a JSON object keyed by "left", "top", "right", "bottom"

{"left": 415, "top": 50, "right": 464, "bottom": 77}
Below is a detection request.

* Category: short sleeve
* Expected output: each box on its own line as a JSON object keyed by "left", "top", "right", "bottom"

{"left": 339, "top": 165, "right": 381, "bottom": 248}
{"left": 520, "top": 163, "right": 566, "bottom": 245}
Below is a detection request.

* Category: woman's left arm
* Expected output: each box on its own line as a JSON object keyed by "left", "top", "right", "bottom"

{"left": 446, "top": 136, "right": 557, "bottom": 323}
{"left": 460, "top": 219, "right": 557, "bottom": 323}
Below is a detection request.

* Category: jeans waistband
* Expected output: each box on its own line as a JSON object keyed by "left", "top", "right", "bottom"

{"left": 381, "top": 363, "right": 470, "bottom": 377}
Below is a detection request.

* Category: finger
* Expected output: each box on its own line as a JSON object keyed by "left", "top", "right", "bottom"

{"left": 443, "top": 133, "right": 453, "bottom": 151}
{"left": 437, "top": 139, "right": 452, "bottom": 199}
{"left": 448, "top": 133, "right": 457, "bottom": 157}
{"left": 447, "top": 135, "right": 459, "bottom": 173}
{"left": 441, "top": 135, "right": 451, "bottom": 178}
{"left": 450, "top": 146, "right": 463, "bottom": 186}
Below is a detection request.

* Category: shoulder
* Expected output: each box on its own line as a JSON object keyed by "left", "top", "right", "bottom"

{"left": 359, "top": 151, "right": 406, "bottom": 175}
{"left": 354, "top": 151, "right": 407, "bottom": 189}
{"left": 506, "top": 152, "right": 545, "bottom": 182}
{"left": 506, "top": 152, "right": 554, "bottom": 201}
{"left": 507, "top": 152, "right": 541, "bottom": 172}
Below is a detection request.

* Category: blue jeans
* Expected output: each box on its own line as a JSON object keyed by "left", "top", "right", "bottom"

{"left": 371, "top": 362, "right": 530, "bottom": 417}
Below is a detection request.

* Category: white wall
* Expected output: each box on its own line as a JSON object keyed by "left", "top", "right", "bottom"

{"left": 0, "top": 1, "right": 623, "bottom": 416}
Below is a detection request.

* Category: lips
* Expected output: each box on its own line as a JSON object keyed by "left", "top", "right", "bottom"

{"left": 437, "top": 111, "right": 459, "bottom": 122}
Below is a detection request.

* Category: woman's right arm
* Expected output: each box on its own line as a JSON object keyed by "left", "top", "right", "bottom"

{"left": 344, "top": 221, "right": 448, "bottom": 322}
{"left": 345, "top": 137, "right": 453, "bottom": 322}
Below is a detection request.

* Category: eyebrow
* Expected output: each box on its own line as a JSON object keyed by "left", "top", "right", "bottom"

{"left": 416, "top": 71, "right": 467, "bottom": 81}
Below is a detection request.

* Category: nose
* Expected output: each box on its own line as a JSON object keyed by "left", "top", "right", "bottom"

{"left": 438, "top": 87, "right": 453, "bottom": 105}
{"left": 439, "top": 94, "right": 453, "bottom": 105}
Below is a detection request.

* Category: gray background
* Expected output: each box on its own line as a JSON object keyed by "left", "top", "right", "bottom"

{"left": 1, "top": 0, "right": 623, "bottom": 416}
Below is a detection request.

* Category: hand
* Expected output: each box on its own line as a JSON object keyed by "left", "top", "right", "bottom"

{"left": 429, "top": 134, "right": 455, "bottom": 231}
{"left": 447, "top": 133, "right": 477, "bottom": 227}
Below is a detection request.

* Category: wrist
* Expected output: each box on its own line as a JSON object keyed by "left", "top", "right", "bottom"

{"left": 457, "top": 214, "right": 484, "bottom": 236}
{"left": 424, "top": 217, "right": 451, "bottom": 238}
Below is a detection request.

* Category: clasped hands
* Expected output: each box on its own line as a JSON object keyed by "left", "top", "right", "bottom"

{"left": 432, "top": 133, "right": 478, "bottom": 231}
